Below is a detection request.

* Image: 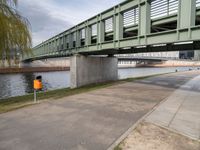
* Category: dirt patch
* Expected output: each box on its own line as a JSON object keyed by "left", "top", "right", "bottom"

{"left": 117, "top": 122, "right": 200, "bottom": 150}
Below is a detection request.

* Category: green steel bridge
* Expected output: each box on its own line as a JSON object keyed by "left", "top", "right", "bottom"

{"left": 24, "top": 0, "right": 200, "bottom": 61}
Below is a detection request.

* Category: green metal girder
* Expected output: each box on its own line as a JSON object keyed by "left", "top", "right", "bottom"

{"left": 23, "top": 0, "right": 200, "bottom": 60}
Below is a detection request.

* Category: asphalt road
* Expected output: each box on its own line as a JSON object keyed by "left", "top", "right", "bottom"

{"left": 0, "top": 71, "right": 199, "bottom": 150}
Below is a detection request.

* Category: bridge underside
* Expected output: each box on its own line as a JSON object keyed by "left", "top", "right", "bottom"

{"left": 80, "top": 41, "right": 200, "bottom": 56}
{"left": 24, "top": 41, "right": 200, "bottom": 62}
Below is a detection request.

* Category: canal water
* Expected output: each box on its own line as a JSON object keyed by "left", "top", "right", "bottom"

{"left": 0, "top": 67, "right": 199, "bottom": 100}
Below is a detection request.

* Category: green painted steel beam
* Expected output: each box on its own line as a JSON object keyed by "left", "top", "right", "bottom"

{"left": 23, "top": 0, "right": 200, "bottom": 60}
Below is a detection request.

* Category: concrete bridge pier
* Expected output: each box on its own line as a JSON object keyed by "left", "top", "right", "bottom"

{"left": 70, "top": 54, "right": 118, "bottom": 88}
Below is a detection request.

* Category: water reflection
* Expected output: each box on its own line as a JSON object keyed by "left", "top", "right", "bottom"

{"left": 0, "top": 75, "right": 11, "bottom": 98}
{"left": 0, "top": 74, "right": 26, "bottom": 98}
{"left": 22, "top": 73, "right": 35, "bottom": 93}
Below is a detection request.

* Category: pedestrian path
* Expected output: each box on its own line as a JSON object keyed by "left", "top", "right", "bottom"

{"left": 0, "top": 71, "right": 199, "bottom": 150}
{"left": 145, "top": 75, "right": 200, "bottom": 140}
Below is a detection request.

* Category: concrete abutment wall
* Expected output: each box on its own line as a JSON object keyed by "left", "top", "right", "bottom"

{"left": 70, "top": 55, "right": 118, "bottom": 88}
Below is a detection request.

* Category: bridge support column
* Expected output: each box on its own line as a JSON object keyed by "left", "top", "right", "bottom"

{"left": 70, "top": 55, "right": 118, "bottom": 88}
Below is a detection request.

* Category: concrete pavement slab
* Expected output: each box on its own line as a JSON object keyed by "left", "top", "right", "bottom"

{"left": 146, "top": 73, "right": 200, "bottom": 140}
{"left": 1, "top": 71, "right": 200, "bottom": 150}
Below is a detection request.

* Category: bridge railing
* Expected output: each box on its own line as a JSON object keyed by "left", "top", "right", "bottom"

{"left": 24, "top": 0, "right": 200, "bottom": 60}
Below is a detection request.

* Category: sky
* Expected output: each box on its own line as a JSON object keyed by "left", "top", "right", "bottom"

{"left": 18, "top": 0, "right": 124, "bottom": 47}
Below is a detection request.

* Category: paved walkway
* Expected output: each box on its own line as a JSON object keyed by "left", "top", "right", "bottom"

{"left": 146, "top": 74, "right": 200, "bottom": 140}
{"left": 0, "top": 71, "right": 200, "bottom": 150}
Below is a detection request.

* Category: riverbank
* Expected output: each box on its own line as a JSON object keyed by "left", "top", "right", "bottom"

{"left": 0, "top": 79, "right": 124, "bottom": 114}
{"left": 3, "top": 67, "right": 194, "bottom": 99}
{"left": 1, "top": 66, "right": 198, "bottom": 74}
{"left": 2, "top": 60, "right": 200, "bottom": 74}
{"left": 0, "top": 74, "right": 168, "bottom": 114}
{"left": 0, "top": 67, "right": 70, "bottom": 74}
{"left": 1, "top": 71, "right": 199, "bottom": 150}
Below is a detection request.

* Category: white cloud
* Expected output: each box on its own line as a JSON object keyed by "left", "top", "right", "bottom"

{"left": 18, "top": 0, "right": 124, "bottom": 46}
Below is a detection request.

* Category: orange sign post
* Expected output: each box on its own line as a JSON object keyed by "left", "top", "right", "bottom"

{"left": 33, "top": 76, "right": 42, "bottom": 103}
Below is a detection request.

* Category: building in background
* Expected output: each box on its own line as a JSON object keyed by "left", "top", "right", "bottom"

{"left": 179, "top": 51, "right": 194, "bottom": 59}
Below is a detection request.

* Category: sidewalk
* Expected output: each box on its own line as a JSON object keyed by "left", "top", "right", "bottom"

{"left": 0, "top": 71, "right": 200, "bottom": 150}
{"left": 114, "top": 73, "right": 200, "bottom": 150}
{"left": 145, "top": 75, "right": 200, "bottom": 140}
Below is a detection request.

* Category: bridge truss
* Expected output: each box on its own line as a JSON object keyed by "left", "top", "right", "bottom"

{"left": 24, "top": 0, "right": 200, "bottom": 61}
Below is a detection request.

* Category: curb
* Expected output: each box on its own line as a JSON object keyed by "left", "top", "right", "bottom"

{"left": 107, "top": 96, "right": 169, "bottom": 150}
{"left": 107, "top": 72, "right": 200, "bottom": 150}
{"left": 146, "top": 122, "right": 200, "bottom": 141}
